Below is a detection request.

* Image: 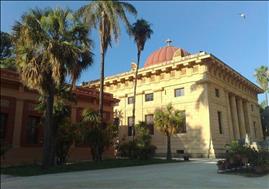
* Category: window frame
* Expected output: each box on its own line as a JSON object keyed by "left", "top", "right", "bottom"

{"left": 145, "top": 93, "right": 154, "bottom": 102}
{"left": 176, "top": 111, "right": 186, "bottom": 133}
{"left": 25, "top": 115, "right": 41, "bottom": 145}
{"left": 0, "top": 113, "right": 8, "bottom": 141}
{"left": 145, "top": 114, "right": 154, "bottom": 135}
{"left": 127, "top": 116, "right": 134, "bottom": 136}
{"left": 217, "top": 111, "right": 223, "bottom": 134}
{"left": 128, "top": 96, "right": 134, "bottom": 104}
{"left": 174, "top": 88, "right": 185, "bottom": 97}
{"left": 215, "top": 88, "right": 220, "bottom": 98}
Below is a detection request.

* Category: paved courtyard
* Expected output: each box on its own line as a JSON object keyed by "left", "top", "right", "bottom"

{"left": 1, "top": 159, "right": 269, "bottom": 189}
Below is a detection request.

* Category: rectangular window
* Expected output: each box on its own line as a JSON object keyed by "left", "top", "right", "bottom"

{"left": 145, "top": 114, "right": 154, "bottom": 135}
{"left": 176, "top": 111, "right": 186, "bottom": 133}
{"left": 145, "top": 93, "right": 154, "bottom": 102}
{"left": 217, "top": 111, "right": 223, "bottom": 134}
{"left": 174, "top": 88, "right": 184, "bottom": 97}
{"left": 26, "top": 116, "right": 40, "bottom": 144}
{"left": 215, "top": 88, "right": 220, "bottom": 97}
{"left": 128, "top": 96, "right": 134, "bottom": 104}
{"left": 128, "top": 116, "right": 134, "bottom": 136}
{"left": 0, "top": 113, "right": 8, "bottom": 140}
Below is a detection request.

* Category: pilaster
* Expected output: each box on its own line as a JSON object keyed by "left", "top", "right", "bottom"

{"left": 230, "top": 95, "right": 240, "bottom": 139}
{"left": 12, "top": 99, "right": 24, "bottom": 147}
{"left": 237, "top": 98, "right": 247, "bottom": 139}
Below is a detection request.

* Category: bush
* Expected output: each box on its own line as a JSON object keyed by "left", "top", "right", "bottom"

{"left": 56, "top": 119, "right": 76, "bottom": 165}
{"left": 217, "top": 141, "right": 269, "bottom": 174}
{"left": 118, "top": 140, "right": 156, "bottom": 160}
{"left": 118, "top": 121, "right": 157, "bottom": 160}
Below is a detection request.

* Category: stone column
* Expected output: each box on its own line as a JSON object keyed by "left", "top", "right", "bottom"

{"left": 237, "top": 98, "right": 247, "bottom": 139}
{"left": 12, "top": 99, "right": 24, "bottom": 147}
{"left": 225, "top": 92, "right": 234, "bottom": 141}
{"left": 245, "top": 102, "right": 255, "bottom": 141}
{"left": 243, "top": 101, "right": 251, "bottom": 139}
{"left": 229, "top": 95, "right": 240, "bottom": 139}
{"left": 256, "top": 112, "right": 264, "bottom": 140}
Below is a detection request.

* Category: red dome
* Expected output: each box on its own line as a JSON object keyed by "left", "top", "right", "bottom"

{"left": 144, "top": 46, "right": 190, "bottom": 68}
{"left": 144, "top": 46, "right": 178, "bottom": 68}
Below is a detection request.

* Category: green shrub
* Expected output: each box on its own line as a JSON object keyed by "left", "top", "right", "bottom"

{"left": 118, "top": 140, "right": 156, "bottom": 160}
{"left": 119, "top": 141, "right": 139, "bottom": 159}
{"left": 119, "top": 121, "right": 156, "bottom": 160}
{"left": 136, "top": 144, "right": 156, "bottom": 160}
{"left": 218, "top": 141, "right": 269, "bottom": 173}
{"left": 56, "top": 118, "right": 76, "bottom": 165}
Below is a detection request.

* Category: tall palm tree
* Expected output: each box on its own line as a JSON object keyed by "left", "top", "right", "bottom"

{"left": 154, "top": 103, "right": 185, "bottom": 160}
{"left": 131, "top": 19, "right": 153, "bottom": 139}
{"left": 13, "top": 8, "right": 93, "bottom": 168}
{"left": 78, "top": 0, "right": 137, "bottom": 123}
{"left": 254, "top": 66, "right": 269, "bottom": 106}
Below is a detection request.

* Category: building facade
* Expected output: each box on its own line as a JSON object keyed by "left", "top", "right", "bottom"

{"left": 86, "top": 45, "right": 264, "bottom": 158}
{"left": 0, "top": 69, "right": 118, "bottom": 165}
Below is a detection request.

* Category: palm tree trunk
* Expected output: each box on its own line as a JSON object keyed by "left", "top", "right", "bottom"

{"left": 96, "top": 13, "right": 106, "bottom": 161}
{"left": 99, "top": 51, "right": 105, "bottom": 123}
{"left": 132, "top": 51, "right": 141, "bottom": 140}
{"left": 166, "top": 134, "right": 172, "bottom": 160}
{"left": 42, "top": 85, "right": 55, "bottom": 168}
{"left": 99, "top": 12, "right": 105, "bottom": 125}
{"left": 265, "top": 93, "right": 268, "bottom": 106}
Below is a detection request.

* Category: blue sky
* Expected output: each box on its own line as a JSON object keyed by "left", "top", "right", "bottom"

{"left": 1, "top": 1, "right": 268, "bottom": 102}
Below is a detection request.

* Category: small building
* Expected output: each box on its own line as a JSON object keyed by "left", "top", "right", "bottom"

{"left": 86, "top": 44, "right": 264, "bottom": 158}
{"left": 0, "top": 69, "right": 118, "bottom": 165}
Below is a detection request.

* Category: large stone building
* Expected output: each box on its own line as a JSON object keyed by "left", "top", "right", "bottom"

{"left": 0, "top": 69, "right": 118, "bottom": 165}
{"left": 86, "top": 43, "right": 264, "bottom": 157}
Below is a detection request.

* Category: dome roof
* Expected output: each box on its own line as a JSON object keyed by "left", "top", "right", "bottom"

{"left": 144, "top": 46, "right": 190, "bottom": 68}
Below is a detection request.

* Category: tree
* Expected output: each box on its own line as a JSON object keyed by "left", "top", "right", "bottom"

{"left": 135, "top": 121, "right": 152, "bottom": 147}
{"left": 254, "top": 66, "right": 269, "bottom": 106}
{"left": 78, "top": 109, "right": 117, "bottom": 161}
{"left": 0, "top": 31, "right": 16, "bottom": 70}
{"left": 131, "top": 19, "right": 153, "bottom": 139}
{"left": 78, "top": 0, "right": 137, "bottom": 123}
{"left": 154, "top": 103, "right": 185, "bottom": 160}
{"left": 13, "top": 8, "right": 93, "bottom": 168}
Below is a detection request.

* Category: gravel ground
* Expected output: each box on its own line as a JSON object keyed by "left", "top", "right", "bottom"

{"left": 1, "top": 159, "right": 269, "bottom": 189}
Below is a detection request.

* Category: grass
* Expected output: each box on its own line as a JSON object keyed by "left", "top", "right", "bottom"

{"left": 1, "top": 158, "right": 182, "bottom": 177}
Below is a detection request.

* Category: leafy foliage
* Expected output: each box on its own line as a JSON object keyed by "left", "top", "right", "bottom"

{"left": 154, "top": 103, "right": 185, "bottom": 160}
{"left": 12, "top": 8, "right": 93, "bottom": 167}
{"left": 55, "top": 118, "right": 76, "bottom": 165}
{"left": 78, "top": 0, "right": 137, "bottom": 122}
{"left": 217, "top": 141, "right": 269, "bottom": 174}
{"left": 77, "top": 109, "right": 117, "bottom": 161}
{"left": 119, "top": 121, "right": 156, "bottom": 160}
{"left": 131, "top": 19, "right": 153, "bottom": 52}
{"left": 130, "top": 19, "right": 153, "bottom": 138}
{"left": 154, "top": 103, "right": 185, "bottom": 136}
{"left": 13, "top": 8, "right": 93, "bottom": 94}
{"left": 254, "top": 65, "right": 269, "bottom": 105}
{"left": 0, "top": 31, "right": 16, "bottom": 70}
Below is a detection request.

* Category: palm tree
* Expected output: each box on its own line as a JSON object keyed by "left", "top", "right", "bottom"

{"left": 78, "top": 0, "right": 137, "bottom": 123}
{"left": 254, "top": 66, "right": 269, "bottom": 106}
{"left": 13, "top": 8, "right": 93, "bottom": 168}
{"left": 154, "top": 103, "right": 185, "bottom": 160}
{"left": 131, "top": 19, "right": 153, "bottom": 139}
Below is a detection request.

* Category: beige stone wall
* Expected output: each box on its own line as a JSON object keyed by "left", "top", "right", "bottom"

{"left": 102, "top": 64, "right": 212, "bottom": 157}
{"left": 87, "top": 52, "right": 263, "bottom": 158}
